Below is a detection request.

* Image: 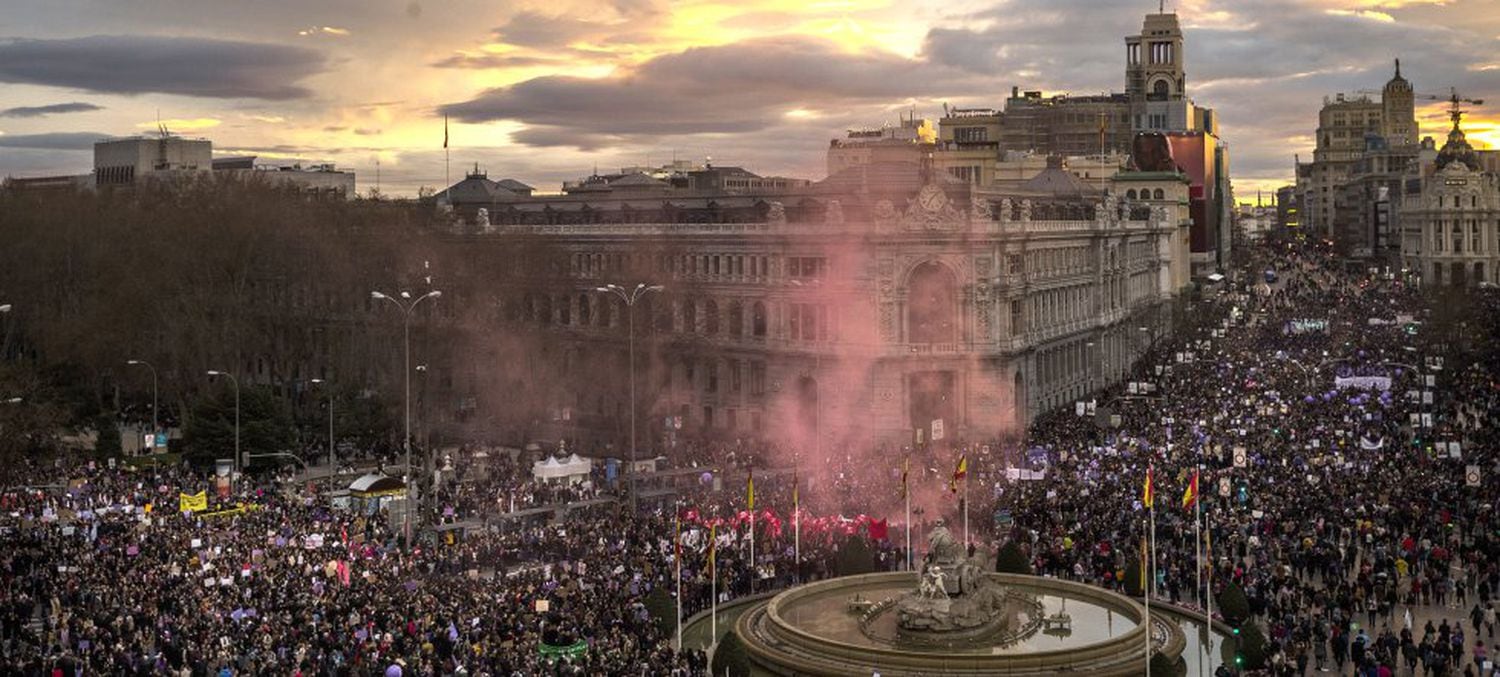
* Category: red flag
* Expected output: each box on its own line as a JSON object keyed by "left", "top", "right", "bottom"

{"left": 869, "top": 518, "right": 889, "bottom": 541}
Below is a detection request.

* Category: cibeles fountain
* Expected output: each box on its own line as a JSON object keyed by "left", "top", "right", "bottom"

{"left": 733, "top": 522, "right": 1186, "bottom": 676}
{"left": 893, "top": 519, "right": 1014, "bottom": 643}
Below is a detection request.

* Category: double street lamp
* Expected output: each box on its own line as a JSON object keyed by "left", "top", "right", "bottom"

{"left": 371, "top": 289, "right": 442, "bottom": 547}
{"left": 594, "top": 282, "right": 662, "bottom": 511}
{"left": 205, "top": 370, "right": 240, "bottom": 473}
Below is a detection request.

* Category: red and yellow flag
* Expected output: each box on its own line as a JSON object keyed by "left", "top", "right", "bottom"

{"left": 1182, "top": 470, "right": 1199, "bottom": 510}
{"left": 1142, "top": 466, "right": 1154, "bottom": 509}
{"left": 949, "top": 455, "right": 968, "bottom": 494}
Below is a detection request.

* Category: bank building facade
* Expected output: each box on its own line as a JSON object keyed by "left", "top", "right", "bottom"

{"left": 435, "top": 156, "right": 1188, "bottom": 446}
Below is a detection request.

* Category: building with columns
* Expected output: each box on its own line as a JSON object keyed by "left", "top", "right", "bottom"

{"left": 437, "top": 160, "right": 1182, "bottom": 445}
{"left": 1399, "top": 113, "right": 1500, "bottom": 287}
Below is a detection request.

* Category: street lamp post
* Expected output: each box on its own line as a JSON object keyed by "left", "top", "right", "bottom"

{"left": 371, "top": 289, "right": 442, "bottom": 547}
{"left": 126, "top": 359, "right": 159, "bottom": 447}
{"left": 205, "top": 370, "right": 240, "bottom": 473}
{"left": 594, "top": 282, "right": 662, "bottom": 512}
{"left": 311, "top": 378, "right": 335, "bottom": 493}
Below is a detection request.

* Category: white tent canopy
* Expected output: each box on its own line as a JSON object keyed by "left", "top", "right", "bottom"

{"left": 533, "top": 454, "right": 592, "bottom": 483}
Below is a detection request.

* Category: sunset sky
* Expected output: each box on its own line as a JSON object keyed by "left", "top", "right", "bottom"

{"left": 2, "top": 0, "right": 1498, "bottom": 198}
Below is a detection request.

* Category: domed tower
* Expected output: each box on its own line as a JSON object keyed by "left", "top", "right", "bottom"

{"left": 1435, "top": 109, "right": 1482, "bottom": 172}
{"left": 1382, "top": 59, "right": 1417, "bottom": 146}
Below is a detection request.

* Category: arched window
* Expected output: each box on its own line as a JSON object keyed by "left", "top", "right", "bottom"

{"left": 683, "top": 299, "right": 697, "bottom": 334}
{"left": 752, "top": 302, "right": 767, "bottom": 337}
{"left": 1126, "top": 189, "right": 1137, "bottom": 200}
{"left": 1152, "top": 79, "right": 1170, "bottom": 97}
{"left": 729, "top": 301, "right": 744, "bottom": 337}
{"left": 907, "top": 261, "right": 958, "bottom": 344}
{"left": 559, "top": 296, "right": 571, "bottom": 325}
{"left": 578, "top": 293, "right": 591, "bottom": 326}
{"left": 1153, "top": 188, "right": 1164, "bottom": 200}
{"left": 705, "top": 300, "right": 720, "bottom": 335}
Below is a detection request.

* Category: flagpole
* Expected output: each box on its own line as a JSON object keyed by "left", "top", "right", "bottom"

{"left": 748, "top": 470, "right": 755, "bottom": 595}
{"left": 1145, "top": 508, "right": 1152, "bottom": 677}
{"left": 711, "top": 525, "right": 718, "bottom": 643}
{"left": 1145, "top": 464, "right": 1154, "bottom": 677}
{"left": 443, "top": 115, "right": 450, "bottom": 193}
{"left": 963, "top": 459, "right": 970, "bottom": 548}
{"left": 905, "top": 456, "right": 912, "bottom": 572}
{"left": 1194, "top": 465, "right": 1203, "bottom": 677}
{"left": 675, "top": 512, "right": 683, "bottom": 651}
{"left": 794, "top": 476, "right": 801, "bottom": 584}
{"left": 1205, "top": 518, "right": 1214, "bottom": 669}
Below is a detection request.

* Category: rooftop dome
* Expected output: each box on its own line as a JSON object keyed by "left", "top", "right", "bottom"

{"left": 1435, "top": 114, "right": 1482, "bottom": 171}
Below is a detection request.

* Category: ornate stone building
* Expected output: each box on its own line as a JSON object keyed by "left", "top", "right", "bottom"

{"left": 1400, "top": 114, "right": 1500, "bottom": 287}
{"left": 441, "top": 161, "right": 1180, "bottom": 444}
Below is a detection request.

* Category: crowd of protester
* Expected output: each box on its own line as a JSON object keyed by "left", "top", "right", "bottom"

{"left": 2, "top": 239, "right": 1497, "bottom": 675}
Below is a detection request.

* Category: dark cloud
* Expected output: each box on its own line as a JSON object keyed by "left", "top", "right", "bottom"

{"left": 440, "top": 36, "right": 986, "bottom": 142}
{"left": 508, "top": 127, "right": 618, "bottom": 151}
{"left": 0, "top": 101, "right": 104, "bottom": 118}
{"left": 0, "top": 132, "right": 113, "bottom": 150}
{"left": 0, "top": 35, "right": 328, "bottom": 100}
{"left": 493, "top": 12, "right": 613, "bottom": 49}
{"left": 353, "top": 128, "right": 381, "bottom": 136}
{"left": 916, "top": 0, "right": 1500, "bottom": 181}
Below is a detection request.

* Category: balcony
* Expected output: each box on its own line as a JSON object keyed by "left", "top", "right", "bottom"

{"left": 899, "top": 342, "right": 967, "bottom": 356}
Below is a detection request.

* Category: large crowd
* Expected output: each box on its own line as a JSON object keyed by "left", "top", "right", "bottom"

{"left": 2, "top": 240, "right": 1497, "bottom": 676}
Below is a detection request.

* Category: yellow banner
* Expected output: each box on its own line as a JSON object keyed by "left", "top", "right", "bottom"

{"left": 199, "top": 503, "right": 262, "bottom": 519}
{"left": 179, "top": 491, "right": 208, "bottom": 513}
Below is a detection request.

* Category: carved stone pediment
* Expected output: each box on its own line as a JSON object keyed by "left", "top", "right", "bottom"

{"left": 901, "top": 185, "right": 966, "bottom": 230}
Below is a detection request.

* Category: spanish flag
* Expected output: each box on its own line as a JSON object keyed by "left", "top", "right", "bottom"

{"left": 1182, "top": 470, "right": 1199, "bottom": 510}
{"left": 949, "top": 455, "right": 967, "bottom": 494}
{"left": 1139, "top": 534, "right": 1149, "bottom": 591}
{"left": 1142, "top": 467, "right": 1154, "bottom": 509}
{"left": 747, "top": 467, "right": 755, "bottom": 511}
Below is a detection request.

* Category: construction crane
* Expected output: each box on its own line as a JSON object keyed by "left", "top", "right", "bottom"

{"left": 1428, "top": 88, "right": 1484, "bottom": 128}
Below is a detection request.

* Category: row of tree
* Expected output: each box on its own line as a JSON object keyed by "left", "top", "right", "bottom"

{"left": 0, "top": 175, "right": 705, "bottom": 469}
